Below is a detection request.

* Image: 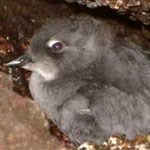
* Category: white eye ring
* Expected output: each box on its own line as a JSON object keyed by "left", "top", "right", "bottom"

{"left": 47, "top": 40, "right": 60, "bottom": 48}
{"left": 47, "top": 39, "right": 63, "bottom": 53}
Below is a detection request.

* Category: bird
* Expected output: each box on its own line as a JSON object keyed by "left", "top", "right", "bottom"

{"left": 6, "top": 14, "right": 150, "bottom": 146}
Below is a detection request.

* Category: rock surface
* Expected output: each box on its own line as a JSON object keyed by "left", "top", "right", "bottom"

{"left": 65, "top": 0, "right": 150, "bottom": 25}
{"left": 0, "top": 71, "right": 72, "bottom": 150}
{"left": 78, "top": 134, "right": 150, "bottom": 150}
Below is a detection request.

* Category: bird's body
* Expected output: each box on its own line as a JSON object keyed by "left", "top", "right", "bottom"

{"left": 8, "top": 15, "right": 150, "bottom": 145}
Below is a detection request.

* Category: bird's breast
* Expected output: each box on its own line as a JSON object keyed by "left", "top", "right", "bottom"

{"left": 29, "top": 72, "right": 84, "bottom": 124}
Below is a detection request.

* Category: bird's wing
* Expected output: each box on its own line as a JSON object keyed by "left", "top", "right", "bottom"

{"left": 70, "top": 110, "right": 105, "bottom": 145}
{"left": 91, "top": 85, "right": 150, "bottom": 139}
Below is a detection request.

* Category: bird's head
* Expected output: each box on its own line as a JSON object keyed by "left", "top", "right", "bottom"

{"left": 6, "top": 15, "right": 100, "bottom": 81}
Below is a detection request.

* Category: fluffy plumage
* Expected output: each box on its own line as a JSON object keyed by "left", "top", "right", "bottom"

{"left": 10, "top": 15, "right": 150, "bottom": 145}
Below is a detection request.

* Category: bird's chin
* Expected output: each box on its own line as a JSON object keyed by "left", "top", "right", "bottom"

{"left": 39, "top": 72, "right": 57, "bottom": 82}
{"left": 35, "top": 69, "right": 58, "bottom": 82}
{"left": 22, "top": 64, "right": 58, "bottom": 82}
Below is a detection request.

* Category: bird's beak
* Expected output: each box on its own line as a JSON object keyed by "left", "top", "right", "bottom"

{"left": 6, "top": 54, "right": 34, "bottom": 68}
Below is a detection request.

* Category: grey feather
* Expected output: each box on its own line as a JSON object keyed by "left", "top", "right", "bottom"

{"left": 26, "top": 15, "right": 150, "bottom": 145}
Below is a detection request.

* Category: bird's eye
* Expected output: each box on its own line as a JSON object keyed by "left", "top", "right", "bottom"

{"left": 47, "top": 40, "right": 63, "bottom": 54}
{"left": 52, "top": 42, "right": 63, "bottom": 53}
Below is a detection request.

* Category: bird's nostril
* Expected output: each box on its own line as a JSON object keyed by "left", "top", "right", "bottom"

{"left": 20, "top": 58, "right": 24, "bottom": 63}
